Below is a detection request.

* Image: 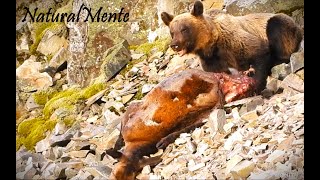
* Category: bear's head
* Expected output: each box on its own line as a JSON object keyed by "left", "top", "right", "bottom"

{"left": 161, "top": 0, "right": 217, "bottom": 57}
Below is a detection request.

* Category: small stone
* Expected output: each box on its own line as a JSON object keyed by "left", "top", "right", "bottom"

{"left": 43, "top": 148, "right": 55, "bottom": 160}
{"left": 231, "top": 107, "right": 241, "bottom": 121}
{"left": 83, "top": 153, "right": 99, "bottom": 166}
{"left": 103, "top": 109, "right": 120, "bottom": 125}
{"left": 296, "top": 69, "right": 304, "bottom": 80}
{"left": 35, "top": 138, "right": 50, "bottom": 153}
{"left": 248, "top": 171, "right": 276, "bottom": 180}
{"left": 271, "top": 63, "right": 291, "bottom": 80}
{"left": 241, "top": 110, "right": 259, "bottom": 122}
{"left": 230, "top": 160, "right": 255, "bottom": 178}
{"left": 186, "top": 139, "right": 196, "bottom": 153}
{"left": 53, "top": 164, "right": 67, "bottom": 179}
{"left": 280, "top": 73, "right": 304, "bottom": 92}
{"left": 65, "top": 168, "right": 79, "bottom": 179}
{"left": 188, "top": 162, "right": 205, "bottom": 172}
{"left": 141, "top": 84, "right": 155, "bottom": 94}
{"left": 226, "top": 155, "right": 243, "bottom": 173}
{"left": 122, "top": 94, "right": 135, "bottom": 104}
{"left": 260, "top": 133, "right": 272, "bottom": 143}
{"left": 254, "top": 143, "right": 268, "bottom": 151}
{"left": 292, "top": 139, "right": 303, "bottom": 145}
{"left": 54, "top": 121, "right": 66, "bottom": 135}
{"left": 131, "top": 53, "right": 144, "bottom": 60}
{"left": 84, "top": 165, "right": 112, "bottom": 178}
{"left": 277, "top": 135, "right": 295, "bottom": 151}
{"left": 85, "top": 89, "right": 108, "bottom": 107}
{"left": 246, "top": 96, "right": 264, "bottom": 111}
{"left": 175, "top": 137, "right": 187, "bottom": 145}
{"left": 224, "top": 130, "right": 243, "bottom": 151}
{"left": 54, "top": 73, "right": 61, "bottom": 80}
{"left": 266, "top": 150, "right": 285, "bottom": 163}
{"left": 208, "top": 109, "right": 226, "bottom": 133}
{"left": 65, "top": 140, "right": 91, "bottom": 152}
{"left": 127, "top": 66, "right": 139, "bottom": 77}
{"left": 223, "top": 122, "right": 235, "bottom": 134}
{"left": 70, "top": 170, "right": 94, "bottom": 180}
{"left": 197, "top": 142, "right": 209, "bottom": 154}
{"left": 87, "top": 115, "right": 99, "bottom": 124}
{"left": 290, "top": 51, "right": 304, "bottom": 73}
{"left": 244, "top": 140, "right": 252, "bottom": 147}
{"left": 112, "top": 102, "right": 124, "bottom": 112}
{"left": 25, "top": 94, "right": 40, "bottom": 111}
{"left": 53, "top": 146, "right": 64, "bottom": 159}
{"left": 141, "top": 165, "right": 151, "bottom": 174}
{"left": 16, "top": 171, "right": 26, "bottom": 179}
{"left": 68, "top": 150, "right": 89, "bottom": 158}
{"left": 266, "top": 77, "right": 281, "bottom": 93}
{"left": 24, "top": 167, "right": 37, "bottom": 179}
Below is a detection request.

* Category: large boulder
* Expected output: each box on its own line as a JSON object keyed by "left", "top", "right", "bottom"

{"left": 16, "top": 57, "right": 53, "bottom": 92}
{"left": 224, "top": 0, "right": 304, "bottom": 15}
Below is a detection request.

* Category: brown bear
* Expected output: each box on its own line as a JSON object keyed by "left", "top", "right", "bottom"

{"left": 161, "top": 0, "right": 303, "bottom": 93}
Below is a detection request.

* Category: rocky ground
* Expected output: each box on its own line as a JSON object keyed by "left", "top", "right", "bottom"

{"left": 16, "top": 0, "right": 304, "bottom": 179}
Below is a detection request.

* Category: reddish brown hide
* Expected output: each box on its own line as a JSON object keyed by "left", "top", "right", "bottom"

{"left": 107, "top": 69, "right": 256, "bottom": 180}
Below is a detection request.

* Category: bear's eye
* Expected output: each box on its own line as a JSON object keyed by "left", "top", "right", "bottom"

{"left": 181, "top": 28, "right": 188, "bottom": 33}
{"left": 170, "top": 31, "right": 174, "bottom": 37}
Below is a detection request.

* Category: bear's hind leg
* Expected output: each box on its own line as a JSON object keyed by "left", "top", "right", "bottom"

{"left": 266, "top": 14, "right": 303, "bottom": 66}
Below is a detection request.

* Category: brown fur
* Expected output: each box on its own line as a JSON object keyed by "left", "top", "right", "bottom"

{"left": 161, "top": 0, "right": 303, "bottom": 93}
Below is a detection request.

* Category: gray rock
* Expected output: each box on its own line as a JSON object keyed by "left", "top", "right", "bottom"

{"left": 16, "top": 33, "right": 29, "bottom": 54}
{"left": 65, "top": 0, "right": 89, "bottom": 87}
{"left": 50, "top": 128, "right": 78, "bottom": 147}
{"left": 24, "top": 167, "right": 37, "bottom": 179}
{"left": 41, "top": 162, "right": 56, "bottom": 179}
{"left": 126, "top": 66, "right": 140, "bottom": 78}
{"left": 292, "top": 8, "right": 304, "bottom": 28}
{"left": 83, "top": 153, "right": 100, "bottom": 166}
{"left": 36, "top": 25, "right": 68, "bottom": 56}
{"left": 225, "top": 0, "right": 304, "bottom": 16}
{"left": 16, "top": 171, "right": 26, "bottom": 179}
{"left": 142, "top": 84, "right": 156, "bottom": 94}
{"left": 280, "top": 73, "right": 304, "bottom": 92}
{"left": 84, "top": 165, "right": 112, "bottom": 178}
{"left": 290, "top": 51, "right": 304, "bottom": 73}
{"left": 266, "top": 77, "right": 281, "bottom": 93}
{"left": 16, "top": 159, "right": 25, "bottom": 172}
{"left": 296, "top": 69, "right": 304, "bottom": 80}
{"left": 65, "top": 168, "right": 79, "bottom": 179}
{"left": 43, "top": 148, "right": 55, "bottom": 160}
{"left": 103, "top": 109, "right": 120, "bottom": 125}
{"left": 49, "top": 47, "right": 70, "bottom": 70}
{"left": 54, "top": 121, "right": 67, "bottom": 136}
{"left": 271, "top": 63, "right": 291, "bottom": 80}
{"left": 25, "top": 94, "right": 40, "bottom": 111}
{"left": 53, "top": 146, "right": 64, "bottom": 159}
{"left": 101, "top": 40, "right": 132, "bottom": 82}
{"left": 70, "top": 170, "right": 94, "bottom": 180}
{"left": 208, "top": 109, "right": 226, "bottom": 133}
{"left": 53, "top": 164, "right": 67, "bottom": 179}
{"left": 68, "top": 150, "right": 90, "bottom": 158}
{"left": 65, "top": 140, "right": 91, "bottom": 152}
{"left": 16, "top": 59, "right": 53, "bottom": 92}
{"left": 246, "top": 96, "right": 264, "bottom": 112}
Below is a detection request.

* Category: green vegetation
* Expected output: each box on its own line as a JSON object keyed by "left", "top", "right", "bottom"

{"left": 16, "top": 117, "right": 56, "bottom": 151}
{"left": 130, "top": 37, "right": 171, "bottom": 57}
{"left": 16, "top": 82, "right": 106, "bottom": 151}
{"left": 33, "top": 88, "right": 58, "bottom": 105}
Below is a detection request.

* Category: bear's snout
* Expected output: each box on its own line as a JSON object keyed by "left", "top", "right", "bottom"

{"left": 170, "top": 44, "right": 180, "bottom": 51}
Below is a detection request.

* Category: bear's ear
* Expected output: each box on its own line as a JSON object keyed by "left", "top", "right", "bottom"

{"left": 161, "top": 12, "right": 174, "bottom": 26}
{"left": 191, "top": 1, "right": 204, "bottom": 17}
